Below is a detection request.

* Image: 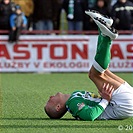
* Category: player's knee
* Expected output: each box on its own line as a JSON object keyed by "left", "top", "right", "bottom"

{"left": 88, "top": 67, "right": 101, "bottom": 80}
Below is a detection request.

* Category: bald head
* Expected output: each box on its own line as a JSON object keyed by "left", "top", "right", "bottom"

{"left": 44, "top": 92, "right": 70, "bottom": 119}
{"left": 44, "top": 103, "right": 67, "bottom": 119}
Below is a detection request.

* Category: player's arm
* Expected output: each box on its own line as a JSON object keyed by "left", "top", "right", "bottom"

{"left": 77, "top": 99, "right": 108, "bottom": 121}
{"left": 77, "top": 83, "right": 114, "bottom": 121}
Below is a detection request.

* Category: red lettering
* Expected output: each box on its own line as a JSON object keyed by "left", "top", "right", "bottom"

{"left": 34, "top": 62, "right": 40, "bottom": 68}
{"left": 72, "top": 44, "right": 88, "bottom": 59}
{"left": 14, "top": 45, "right": 30, "bottom": 59}
{"left": 50, "top": 44, "right": 67, "bottom": 59}
{"left": 111, "top": 44, "right": 124, "bottom": 59}
{"left": 32, "top": 44, "right": 47, "bottom": 59}
{"left": 127, "top": 44, "right": 133, "bottom": 59}
{"left": 0, "top": 45, "right": 10, "bottom": 59}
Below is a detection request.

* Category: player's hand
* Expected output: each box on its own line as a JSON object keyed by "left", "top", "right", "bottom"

{"left": 98, "top": 83, "right": 114, "bottom": 102}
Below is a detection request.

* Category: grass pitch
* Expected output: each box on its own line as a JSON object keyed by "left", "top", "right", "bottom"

{"left": 0, "top": 72, "right": 133, "bottom": 133}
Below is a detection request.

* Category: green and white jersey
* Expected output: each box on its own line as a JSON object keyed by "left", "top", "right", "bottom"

{"left": 66, "top": 91, "right": 109, "bottom": 121}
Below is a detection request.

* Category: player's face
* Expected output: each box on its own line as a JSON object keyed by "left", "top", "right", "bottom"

{"left": 45, "top": 92, "right": 67, "bottom": 118}
{"left": 46, "top": 92, "right": 64, "bottom": 107}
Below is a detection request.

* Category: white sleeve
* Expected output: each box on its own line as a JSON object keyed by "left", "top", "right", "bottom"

{"left": 98, "top": 99, "right": 109, "bottom": 109}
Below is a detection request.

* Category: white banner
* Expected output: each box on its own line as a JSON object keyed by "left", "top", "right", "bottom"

{"left": 0, "top": 35, "right": 133, "bottom": 72}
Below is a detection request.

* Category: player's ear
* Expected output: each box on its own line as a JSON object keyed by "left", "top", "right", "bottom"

{"left": 56, "top": 104, "right": 61, "bottom": 112}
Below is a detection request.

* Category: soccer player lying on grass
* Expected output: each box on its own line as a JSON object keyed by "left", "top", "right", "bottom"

{"left": 44, "top": 10, "right": 133, "bottom": 121}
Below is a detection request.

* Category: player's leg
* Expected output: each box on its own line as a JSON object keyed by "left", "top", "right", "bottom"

{"left": 89, "top": 67, "right": 121, "bottom": 92}
{"left": 94, "top": 27, "right": 124, "bottom": 84}
{"left": 85, "top": 10, "right": 121, "bottom": 91}
{"left": 94, "top": 29, "right": 111, "bottom": 71}
{"left": 93, "top": 29, "right": 125, "bottom": 86}
{"left": 85, "top": 11, "right": 133, "bottom": 120}
{"left": 92, "top": 13, "right": 125, "bottom": 83}
{"left": 104, "top": 69, "right": 125, "bottom": 84}
{"left": 88, "top": 32, "right": 121, "bottom": 91}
